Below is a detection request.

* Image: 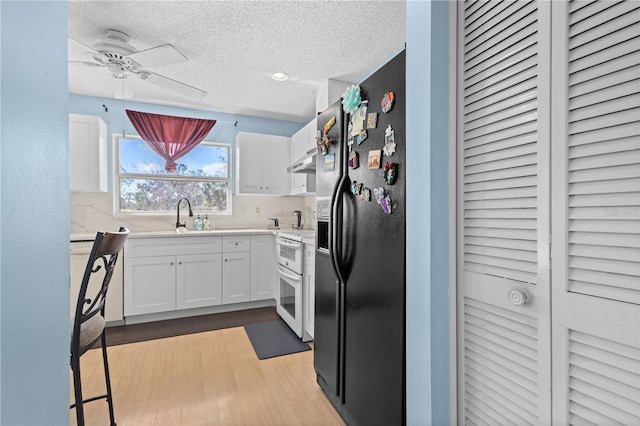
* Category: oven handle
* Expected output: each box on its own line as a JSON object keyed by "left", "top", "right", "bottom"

{"left": 277, "top": 265, "right": 302, "bottom": 282}
{"left": 276, "top": 238, "right": 301, "bottom": 248}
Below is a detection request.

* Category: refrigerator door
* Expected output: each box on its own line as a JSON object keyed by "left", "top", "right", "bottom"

{"left": 340, "top": 50, "right": 406, "bottom": 426}
{"left": 314, "top": 101, "right": 345, "bottom": 398}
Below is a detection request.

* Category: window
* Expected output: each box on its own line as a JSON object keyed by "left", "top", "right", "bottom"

{"left": 115, "top": 136, "right": 230, "bottom": 215}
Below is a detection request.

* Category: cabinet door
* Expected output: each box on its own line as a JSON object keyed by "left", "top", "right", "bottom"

{"left": 250, "top": 235, "right": 275, "bottom": 300}
{"left": 236, "top": 132, "right": 265, "bottom": 193}
{"left": 176, "top": 253, "right": 222, "bottom": 310}
{"left": 305, "top": 118, "right": 318, "bottom": 153}
{"left": 222, "top": 252, "right": 251, "bottom": 304}
{"left": 124, "top": 256, "right": 176, "bottom": 316}
{"left": 303, "top": 265, "right": 315, "bottom": 341}
{"left": 263, "top": 135, "right": 292, "bottom": 194}
{"left": 291, "top": 127, "right": 308, "bottom": 194}
{"left": 69, "top": 113, "right": 107, "bottom": 192}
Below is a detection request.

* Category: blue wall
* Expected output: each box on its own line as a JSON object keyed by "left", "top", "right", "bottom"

{"left": 69, "top": 95, "right": 304, "bottom": 192}
{"left": 0, "top": 1, "right": 453, "bottom": 423}
{"left": 1, "top": 1, "right": 70, "bottom": 424}
{"left": 406, "top": 1, "right": 451, "bottom": 424}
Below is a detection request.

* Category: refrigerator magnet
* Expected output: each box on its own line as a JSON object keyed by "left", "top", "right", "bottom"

{"left": 341, "top": 84, "right": 362, "bottom": 114}
{"left": 381, "top": 91, "right": 395, "bottom": 113}
{"left": 367, "top": 150, "right": 382, "bottom": 169}
{"left": 367, "top": 112, "right": 378, "bottom": 129}
{"left": 324, "top": 153, "right": 335, "bottom": 171}
{"left": 351, "top": 181, "right": 363, "bottom": 196}
{"left": 323, "top": 116, "right": 336, "bottom": 134}
{"left": 361, "top": 186, "right": 372, "bottom": 202}
{"left": 355, "top": 129, "right": 368, "bottom": 145}
{"left": 316, "top": 130, "right": 328, "bottom": 155}
{"left": 384, "top": 162, "right": 398, "bottom": 185}
{"left": 383, "top": 124, "right": 396, "bottom": 156}
{"left": 349, "top": 151, "right": 359, "bottom": 169}
{"left": 374, "top": 187, "right": 392, "bottom": 214}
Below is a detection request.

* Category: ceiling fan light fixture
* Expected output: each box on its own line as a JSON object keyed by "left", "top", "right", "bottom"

{"left": 272, "top": 72, "right": 289, "bottom": 81}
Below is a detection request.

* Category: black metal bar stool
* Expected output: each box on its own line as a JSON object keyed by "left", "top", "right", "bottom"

{"left": 70, "top": 227, "right": 129, "bottom": 426}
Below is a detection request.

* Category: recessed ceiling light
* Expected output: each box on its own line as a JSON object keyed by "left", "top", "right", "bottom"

{"left": 272, "top": 72, "right": 289, "bottom": 81}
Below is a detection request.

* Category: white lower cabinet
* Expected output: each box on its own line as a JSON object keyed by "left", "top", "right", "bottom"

{"left": 124, "top": 233, "right": 276, "bottom": 319}
{"left": 125, "top": 255, "right": 177, "bottom": 315}
{"left": 250, "top": 235, "right": 275, "bottom": 301}
{"left": 303, "top": 242, "right": 315, "bottom": 342}
{"left": 222, "top": 252, "right": 251, "bottom": 304}
{"left": 176, "top": 253, "right": 223, "bottom": 309}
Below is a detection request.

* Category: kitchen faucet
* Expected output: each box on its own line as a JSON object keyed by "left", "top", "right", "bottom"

{"left": 176, "top": 198, "right": 193, "bottom": 229}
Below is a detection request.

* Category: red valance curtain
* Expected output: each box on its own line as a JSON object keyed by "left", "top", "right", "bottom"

{"left": 126, "top": 110, "right": 216, "bottom": 172}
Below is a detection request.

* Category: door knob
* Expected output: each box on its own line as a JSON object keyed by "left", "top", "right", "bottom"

{"left": 509, "top": 289, "right": 528, "bottom": 306}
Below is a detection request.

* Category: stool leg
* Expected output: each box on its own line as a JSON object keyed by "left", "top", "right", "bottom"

{"left": 71, "top": 355, "right": 85, "bottom": 426}
{"left": 101, "top": 333, "right": 116, "bottom": 426}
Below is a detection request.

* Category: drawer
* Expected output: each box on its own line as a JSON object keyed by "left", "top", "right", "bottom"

{"left": 124, "top": 236, "right": 222, "bottom": 257}
{"left": 223, "top": 235, "right": 251, "bottom": 252}
{"left": 303, "top": 243, "right": 315, "bottom": 267}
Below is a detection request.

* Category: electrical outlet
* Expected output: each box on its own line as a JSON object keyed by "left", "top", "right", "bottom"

{"left": 255, "top": 206, "right": 261, "bottom": 214}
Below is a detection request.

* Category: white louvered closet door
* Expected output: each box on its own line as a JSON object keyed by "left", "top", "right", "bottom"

{"left": 551, "top": 1, "right": 640, "bottom": 424}
{"left": 456, "top": 1, "right": 552, "bottom": 424}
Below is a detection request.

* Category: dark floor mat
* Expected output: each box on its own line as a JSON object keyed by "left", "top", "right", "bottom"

{"left": 103, "top": 307, "right": 279, "bottom": 347}
{"left": 244, "top": 320, "right": 310, "bottom": 360}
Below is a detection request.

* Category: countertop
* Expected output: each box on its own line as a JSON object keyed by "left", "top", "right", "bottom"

{"left": 71, "top": 228, "right": 316, "bottom": 242}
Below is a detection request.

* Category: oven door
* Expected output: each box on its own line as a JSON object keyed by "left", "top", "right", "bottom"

{"left": 276, "top": 264, "right": 303, "bottom": 338}
{"left": 276, "top": 236, "right": 303, "bottom": 274}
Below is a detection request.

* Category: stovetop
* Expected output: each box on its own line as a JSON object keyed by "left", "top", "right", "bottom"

{"left": 276, "top": 229, "right": 316, "bottom": 242}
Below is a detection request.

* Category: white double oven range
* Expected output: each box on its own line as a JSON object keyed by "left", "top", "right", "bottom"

{"left": 275, "top": 230, "right": 314, "bottom": 338}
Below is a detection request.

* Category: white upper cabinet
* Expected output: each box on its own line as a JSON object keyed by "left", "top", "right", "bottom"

{"left": 290, "top": 118, "right": 317, "bottom": 195}
{"left": 69, "top": 113, "right": 108, "bottom": 192}
{"left": 236, "top": 132, "right": 291, "bottom": 195}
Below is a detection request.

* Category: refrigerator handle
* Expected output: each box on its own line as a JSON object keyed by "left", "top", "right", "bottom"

{"left": 329, "top": 175, "right": 342, "bottom": 282}
{"left": 331, "top": 173, "right": 350, "bottom": 405}
{"left": 330, "top": 174, "right": 349, "bottom": 283}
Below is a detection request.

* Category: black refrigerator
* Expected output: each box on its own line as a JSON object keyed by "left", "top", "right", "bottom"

{"left": 314, "top": 50, "right": 406, "bottom": 426}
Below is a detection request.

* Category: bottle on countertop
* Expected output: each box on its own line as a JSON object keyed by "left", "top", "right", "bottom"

{"left": 203, "top": 215, "right": 210, "bottom": 230}
{"left": 195, "top": 214, "right": 203, "bottom": 230}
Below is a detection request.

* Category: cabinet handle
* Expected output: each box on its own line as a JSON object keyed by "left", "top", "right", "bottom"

{"left": 225, "top": 259, "right": 228, "bottom": 262}
{"left": 170, "top": 262, "right": 174, "bottom": 265}
{"left": 178, "top": 262, "right": 182, "bottom": 265}
{"left": 235, "top": 242, "right": 238, "bottom": 246}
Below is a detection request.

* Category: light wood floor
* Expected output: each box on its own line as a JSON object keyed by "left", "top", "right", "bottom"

{"left": 71, "top": 327, "right": 344, "bottom": 425}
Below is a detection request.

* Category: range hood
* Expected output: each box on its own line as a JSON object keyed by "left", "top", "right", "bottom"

{"left": 287, "top": 148, "right": 316, "bottom": 173}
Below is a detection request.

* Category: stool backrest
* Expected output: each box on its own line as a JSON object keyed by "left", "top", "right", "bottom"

{"left": 71, "top": 227, "right": 129, "bottom": 353}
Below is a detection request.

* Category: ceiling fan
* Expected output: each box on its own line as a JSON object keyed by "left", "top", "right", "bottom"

{"left": 69, "top": 29, "right": 207, "bottom": 100}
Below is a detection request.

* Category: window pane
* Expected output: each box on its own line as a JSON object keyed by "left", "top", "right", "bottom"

{"left": 120, "top": 178, "right": 229, "bottom": 213}
{"left": 119, "top": 138, "right": 228, "bottom": 178}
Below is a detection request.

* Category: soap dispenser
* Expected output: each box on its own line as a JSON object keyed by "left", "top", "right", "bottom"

{"left": 195, "top": 215, "right": 203, "bottom": 230}
{"left": 203, "top": 215, "right": 210, "bottom": 230}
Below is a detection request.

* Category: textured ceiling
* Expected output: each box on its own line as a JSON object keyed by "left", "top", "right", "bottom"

{"left": 68, "top": 1, "right": 406, "bottom": 123}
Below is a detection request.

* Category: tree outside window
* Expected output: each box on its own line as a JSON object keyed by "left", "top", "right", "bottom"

{"left": 115, "top": 136, "right": 230, "bottom": 214}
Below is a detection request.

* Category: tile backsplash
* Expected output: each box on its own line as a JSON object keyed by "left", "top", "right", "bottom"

{"left": 71, "top": 192, "right": 317, "bottom": 234}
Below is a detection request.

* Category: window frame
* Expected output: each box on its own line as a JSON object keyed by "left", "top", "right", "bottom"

{"left": 113, "top": 133, "right": 232, "bottom": 217}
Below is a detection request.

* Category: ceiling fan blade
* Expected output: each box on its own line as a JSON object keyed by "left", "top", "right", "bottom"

{"left": 69, "top": 60, "right": 106, "bottom": 68}
{"left": 68, "top": 36, "right": 101, "bottom": 57}
{"left": 138, "top": 71, "right": 207, "bottom": 100}
{"left": 126, "top": 44, "right": 187, "bottom": 68}
{"left": 112, "top": 78, "right": 134, "bottom": 99}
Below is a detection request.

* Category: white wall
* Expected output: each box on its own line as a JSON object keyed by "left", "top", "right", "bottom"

{"left": 0, "top": 1, "right": 70, "bottom": 423}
